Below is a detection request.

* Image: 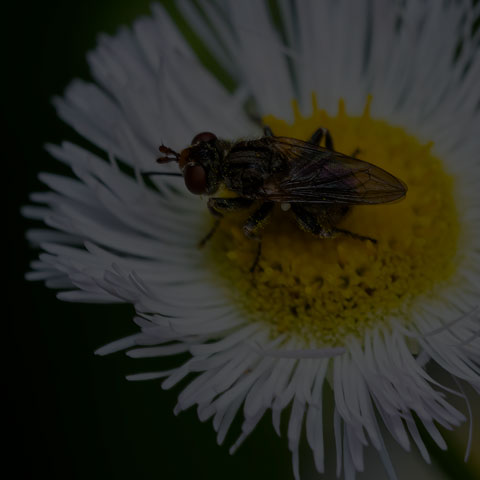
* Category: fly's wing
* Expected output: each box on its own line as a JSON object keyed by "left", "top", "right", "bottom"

{"left": 263, "top": 137, "right": 407, "bottom": 204}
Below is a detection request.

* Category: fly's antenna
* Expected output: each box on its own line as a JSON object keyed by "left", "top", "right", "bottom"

{"left": 145, "top": 144, "right": 183, "bottom": 179}
{"left": 157, "top": 144, "right": 180, "bottom": 164}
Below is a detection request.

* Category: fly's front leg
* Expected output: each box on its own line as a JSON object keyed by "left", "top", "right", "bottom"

{"left": 309, "top": 127, "right": 334, "bottom": 150}
{"left": 207, "top": 197, "right": 254, "bottom": 216}
{"left": 199, "top": 197, "right": 254, "bottom": 247}
{"left": 198, "top": 218, "right": 222, "bottom": 248}
{"left": 243, "top": 202, "right": 274, "bottom": 272}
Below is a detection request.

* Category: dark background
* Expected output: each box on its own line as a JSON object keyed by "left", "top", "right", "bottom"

{"left": 4, "top": 1, "right": 479, "bottom": 479}
{"left": 4, "top": 1, "right": 291, "bottom": 478}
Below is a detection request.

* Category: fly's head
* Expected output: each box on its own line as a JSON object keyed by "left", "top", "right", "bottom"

{"left": 158, "top": 132, "right": 224, "bottom": 196}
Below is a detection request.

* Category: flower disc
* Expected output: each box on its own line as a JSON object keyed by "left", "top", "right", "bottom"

{"left": 209, "top": 97, "right": 460, "bottom": 346}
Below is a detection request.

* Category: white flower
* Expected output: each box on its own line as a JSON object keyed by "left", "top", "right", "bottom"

{"left": 25, "top": 1, "right": 479, "bottom": 479}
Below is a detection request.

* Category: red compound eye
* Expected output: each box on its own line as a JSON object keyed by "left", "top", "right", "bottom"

{"left": 184, "top": 163, "right": 207, "bottom": 194}
{"left": 191, "top": 131, "right": 217, "bottom": 145}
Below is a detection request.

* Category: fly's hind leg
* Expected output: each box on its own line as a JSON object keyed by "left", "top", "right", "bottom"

{"left": 309, "top": 127, "right": 334, "bottom": 150}
{"left": 243, "top": 202, "right": 274, "bottom": 272}
{"left": 199, "top": 197, "right": 254, "bottom": 247}
{"left": 334, "top": 228, "right": 377, "bottom": 244}
{"left": 291, "top": 204, "right": 376, "bottom": 243}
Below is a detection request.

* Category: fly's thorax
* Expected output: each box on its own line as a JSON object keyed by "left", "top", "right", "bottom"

{"left": 221, "top": 138, "right": 283, "bottom": 197}
{"left": 222, "top": 163, "right": 266, "bottom": 198}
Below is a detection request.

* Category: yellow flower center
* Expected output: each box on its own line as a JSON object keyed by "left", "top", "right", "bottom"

{"left": 207, "top": 96, "right": 460, "bottom": 346}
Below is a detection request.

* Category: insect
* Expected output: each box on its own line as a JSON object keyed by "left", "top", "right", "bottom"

{"left": 152, "top": 127, "right": 407, "bottom": 271}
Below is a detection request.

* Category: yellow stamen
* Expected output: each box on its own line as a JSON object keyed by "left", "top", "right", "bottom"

{"left": 208, "top": 96, "right": 460, "bottom": 346}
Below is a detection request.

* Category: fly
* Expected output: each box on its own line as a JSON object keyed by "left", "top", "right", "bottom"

{"left": 150, "top": 127, "right": 407, "bottom": 272}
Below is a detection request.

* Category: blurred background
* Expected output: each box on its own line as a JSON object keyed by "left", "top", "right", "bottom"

{"left": 4, "top": 1, "right": 479, "bottom": 479}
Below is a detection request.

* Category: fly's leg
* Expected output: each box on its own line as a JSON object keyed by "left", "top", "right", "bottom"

{"left": 334, "top": 228, "right": 377, "bottom": 244}
{"left": 309, "top": 129, "right": 363, "bottom": 157}
{"left": 207, "top": 197, "right": 254, "bottom": 216}
{"left": 291, "top": 204, "right": 334, "bottom": 237}
{"left": 198, "top": 218, "right": 222, "bottom": 248}
{"left": 250, "top": 242, "right": 262, "bottom": 274}
{"left": 242, "top": 202, "right": 274, "bottom": 238}
{"left": 310, "top": 127, "right": 362, "bottom": 157}
{"left": 351, "top": 148, "right": 361, "bottom": 158}
{"left": 243, "top": 202, "right": 274, "bottom": 272}
{"left": 199, "top": 197, "right": 254, "bottom": 247}
{"left": 263, "top": 125, "right": 274, "bottom": 137}
{"left": 309, "top": 127, "right": 334, "bottom": 150}
{"left": 291, "top": 204, "right": 376, "bottom": 243}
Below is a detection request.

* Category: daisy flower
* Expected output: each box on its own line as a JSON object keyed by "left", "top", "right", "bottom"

{"left": 25, "top": 1, "right": 479, "bottom": 479}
